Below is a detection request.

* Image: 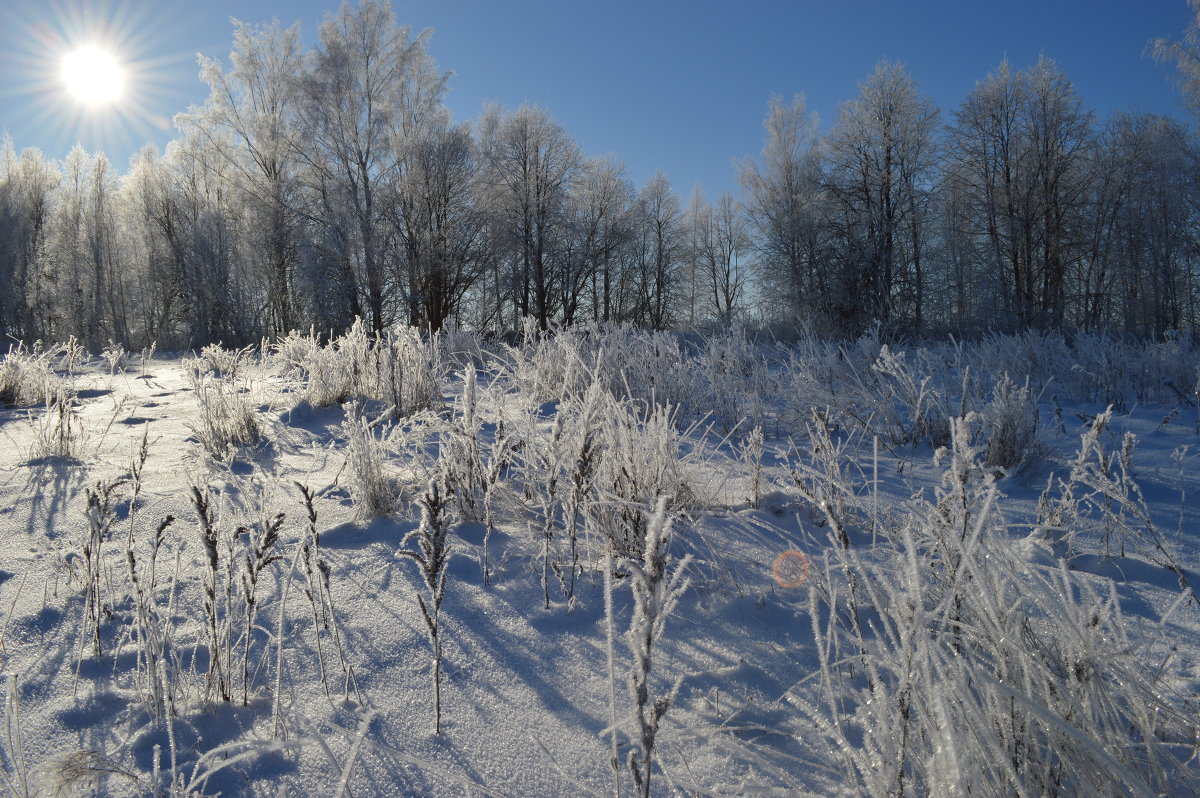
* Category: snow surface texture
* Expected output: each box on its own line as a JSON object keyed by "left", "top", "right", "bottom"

{"left": 0, "top": 324, "right": 1198, "bottom": 796}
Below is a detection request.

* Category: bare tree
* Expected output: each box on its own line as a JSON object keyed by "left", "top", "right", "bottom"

{"left": 1152, "top": 0, "right": 1200, "bottom": 120}
{"left": 390, "top": 117, "right": 485, "bottom": 331}
{"left": 120, "top": 146, "right": 183, "bottom": 347}
{"left": 825, "top": 61, "right": 939, "bottom": 334}
{"left": 685, "top": 188, "right": 749, "bottom": 326}
{"left": 43, "top": 146, "right": 122, "bottom": 348}
{"left": 183, "top": 19, "right": 307, "bottom": 338}
{"left": 738, "top": 95, "right": 827, "bottom": 326}
{"left": 299, "top": 0, "right": 448, "bottom": 334}
{"left": 1091, "top": 113, "right": 1197, "bottom": 333}
{"left": 562, "top": 155, "right": 633, "bottom": 326}
{"left": 0, "top": 141, "right": 59, "bottom": 341}
{"left": 945, "top": 57, "right": 1093, "bottom": 329}
{"left": 479, "top": 103, "right": 582, "bottom": 331}
{"left": 630, "top": 172, "right": 683, "bottom": 330}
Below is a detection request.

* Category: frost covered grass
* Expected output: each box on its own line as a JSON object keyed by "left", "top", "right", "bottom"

{"left": 794, "top": 416, "right": 1199, "bottom": 796}
{"left": 272, "top": 320, "right": 443, "bottom": 417}
{"left": 0, "top": 323, "right": 1198, "bottom": 796}
{"left": 0, "top": 341, "right": 70, "bottom": 408}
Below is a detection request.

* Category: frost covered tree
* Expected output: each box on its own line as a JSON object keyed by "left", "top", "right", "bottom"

{"left": 945, "top": 58, "right": 1094, "bottom": 329}
{"left": 167, "top": 132, "right": 254, "bottom": 346}
{"left": 183, "top": 19, "right": 307, "bottom": 338}
{"left": 299, "top": 0, "right": 448, "bottom": 334}
{"left": 390, "top": 116, "right": 484, "bottom": 331}
{"left": 0, "top": 141, "right": 58, "bottom": 341}
{"left": 120, "top": 146, "right": 187, "bottom": 347}
{"left": 43, "top": 146, "right": 122, "bottom": 348}
{"left": 685, "top": 188, "right": 749, "bottom": 326}
{"left": 825, "top": 61, "right": 939, "bottom": 334}
{"left": 738, "top": 95, "right": 827, "bottom": 326}
{"left": 479, "top": 103, "right": 582, "bottom": 331}
{"left": 562, "top": 155, "right": 634, "bottom": 326}
{"left": 629, "top": 172, "right": 684, "bottom": 330}
{"left": 577, "top": 157, "right": 638, "bottom": 325}
{"left": 1088, "top": 113, "right": 1197, "bottom": 333}
{"left": 1153, "top": 0, "right": 1200, "bottom": 120}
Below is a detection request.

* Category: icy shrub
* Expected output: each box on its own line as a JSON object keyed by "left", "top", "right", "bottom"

{"left": 799, "top": 419, "right": 1199, "bottom": 797}
{"left": 186, "top": 361, "right": 262, "bottom": 458}
{"left": 982, "top": 373, "right": 1041, "bottom": 474}
{"left": 0, "top": 341, "right": 61, "bottom": 407}
{"left": 277, "top": 320, "right": 444, "bottom": 417}
{"left": 341, "top": 401, "right": 399, "bottom": 521}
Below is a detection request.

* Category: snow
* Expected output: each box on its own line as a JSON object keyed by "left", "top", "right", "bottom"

{"left": 0, "top": 328, "right": 1198, "bottom": 796}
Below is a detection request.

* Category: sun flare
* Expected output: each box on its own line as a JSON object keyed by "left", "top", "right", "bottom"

{"left": 61, "top": 46, "right": 126, "bottom": 107}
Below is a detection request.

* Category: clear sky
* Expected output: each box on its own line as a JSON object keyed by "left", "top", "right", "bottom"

{"left": 0, "top": 0, "right": 1194, "bottom": 200}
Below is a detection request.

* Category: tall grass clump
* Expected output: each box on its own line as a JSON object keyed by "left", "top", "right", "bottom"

{"left": 795, "top": 415, "right": 1200, "bottom": 797}
{"left": 694, "top": 327, "right": 777, "bottom": 433}
{"left": 29, "top": 386, "right": 86, "bottom": 461}
{"left": 865, "top": 344, "right": 950, "bottom": 447}
{"left": 1, "top": 342, "right": 62, "bottom": 407}
{"left": 341, "top": 401, "right": 400, "bottom": 521}
{"left": 186, "top": 349, "right": 262, "bottom": 459}
{"left": 275, "top": 320, "right": 443, "bottom": 417}
{"left": 594, "top": 400, "right": 702, "bottom": 562}
{"left": 982, "top": 373, "right": 1041, "bottom": 474}
{"left": 787, "top": 409, "right": 865, "bottom": 547}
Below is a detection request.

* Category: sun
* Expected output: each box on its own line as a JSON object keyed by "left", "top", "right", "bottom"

{"left": 61, "top": 46, "right": 126, "bottom": 107}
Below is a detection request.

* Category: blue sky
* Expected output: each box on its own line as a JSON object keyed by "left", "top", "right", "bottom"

{"left": 0, "top": 0, "right": 1193, "bottom": 200}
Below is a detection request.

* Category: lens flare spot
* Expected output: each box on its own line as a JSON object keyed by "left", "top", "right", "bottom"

{"left": 772, "top": 549, "right": 810, "bottom": 588}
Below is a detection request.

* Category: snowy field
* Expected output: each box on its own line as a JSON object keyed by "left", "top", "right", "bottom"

{"left": 1, "top": 323, "right": 1199, "bottom": 797}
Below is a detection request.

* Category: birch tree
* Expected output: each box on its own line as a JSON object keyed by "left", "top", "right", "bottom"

{"left": 185, "top": 19, "right": 307, "bottom": 338}
{"left": 300, "top": 0, "right": 448, "bottom": 334}
{"left": 825, "top": 61, "right": 939, "bottom": 333}
{"left": 738, "top": 95, "right": 827, "bottom": 325}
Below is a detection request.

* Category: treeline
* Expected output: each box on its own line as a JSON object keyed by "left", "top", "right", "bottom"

{"left": 1, "top": 0, "right": 1198, "bottom": 349}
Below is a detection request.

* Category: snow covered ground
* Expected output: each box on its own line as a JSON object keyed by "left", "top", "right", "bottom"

{"left": 1, "top": 325, "right": 1198, "bottom": 796}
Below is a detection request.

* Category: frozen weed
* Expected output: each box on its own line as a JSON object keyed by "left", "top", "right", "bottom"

{"left": 193, "top": 343, "right": 255, "bottom": 381}
{"left": 798, "top": 422, "right": 1200, "bottom": 797}
{"left": 296, "top": 483, "right": 351, "bottom": 699}
{"left": 399, "top": 479, "right": 454, "bottom": 735}
{"left": 340, "top": 401, "right": 399, "bottom": 521}
{"left": 79, "top": 478, "right": 124, "bottom": 661}
{"left": 278, "top": 320, "right": 444, "bottom": 417}
{"left": 28, "top": 386, "right": 86, "bottom": 461}
{"left": 786, "top": 409, "right": 865, "bottom": 547}
{"left": 186, "top": 361, "right": 261, "bottom": 458}
{"left": 0, "top": 343, "right": 49, "bottom": 407}
{"left": 740, "top": 424, "right": 765, "bottom": 509}
{"left": 101, "top": 341, "right": 129, "bottom": 375}
{"left": 982, "top": 373, "right": 1042, "bottom": 474}
{"left": 623, "top": 499, "right": 690, "bottom": 798}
